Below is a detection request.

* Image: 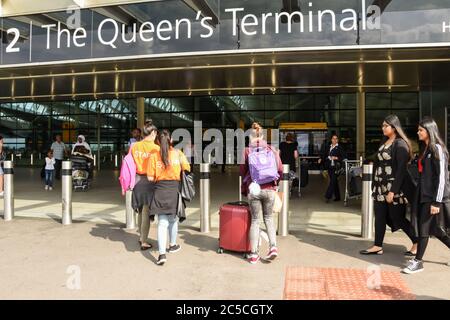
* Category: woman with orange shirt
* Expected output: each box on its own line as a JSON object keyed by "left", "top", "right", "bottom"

{"left": 131, "top": 120, "right": 159, "bottom": 250}
{"left": 147, "top": 129, "right": 191, "bottom": 265}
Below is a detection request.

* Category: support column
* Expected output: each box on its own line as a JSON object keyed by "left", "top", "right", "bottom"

{"left": 96, "top": 105, "right": 101, "bottom": 171}
{"left": 137, "top": 97, "right": 145, "bottom": 129}
{"left": 356, "top": 91, "right": 366, "bottom": 160}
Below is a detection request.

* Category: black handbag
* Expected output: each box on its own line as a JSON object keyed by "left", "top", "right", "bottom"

{"left": 407, "top": 161, "right": 419, "bottom": 187}
{"left": 177, "top": 150, "right": 195, "bottom": 202}
{"left": 334, "top": 161, "right": 345, "bottom": 176}
{"left": 176, "top": 192, "right": 186, "bottom": 223}
{"left": 180, "top": 170, "right": 195, "bottom": 202}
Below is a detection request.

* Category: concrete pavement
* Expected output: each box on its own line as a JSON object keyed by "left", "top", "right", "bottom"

{"left": 0, "top": 167, "right": 449, "bottom": 300}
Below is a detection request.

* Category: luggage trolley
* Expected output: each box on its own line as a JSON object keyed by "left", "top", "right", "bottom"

{"left": 343, "top": 157, "right": 364, "bottom": 207}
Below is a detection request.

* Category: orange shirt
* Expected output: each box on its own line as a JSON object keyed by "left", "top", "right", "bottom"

{"left": 147, "top": 148, "right": 191, "bottom": 182}
{"left": 131, "top": 140, "right": 160, "bottom": 175}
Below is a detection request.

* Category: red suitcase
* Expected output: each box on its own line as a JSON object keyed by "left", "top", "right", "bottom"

{"left": 218, "top": 201, "right": 251, "bottom": 255}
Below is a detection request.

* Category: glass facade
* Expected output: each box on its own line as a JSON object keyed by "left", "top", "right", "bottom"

{"left": 0, "top": 92, "right": 420, "bottom": 164}
{"left": 365, "top": 92, "right": 420, "bottom": 156}
{"left": 0, "top": 100, "right": 137, "bottom": 166}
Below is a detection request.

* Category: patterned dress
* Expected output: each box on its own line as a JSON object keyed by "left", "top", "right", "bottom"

{"left": 372, "top": 144, "right": 408, "bottom": 205}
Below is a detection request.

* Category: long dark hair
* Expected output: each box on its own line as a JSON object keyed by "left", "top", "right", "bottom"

{"left": 142, "top": 119, "right": 157, "bottom": 137}
{"left": 158, "top": 129, "right": 173, "bottom": 167}
{"left": 382, "top": 115, "right": 413, "bottom": 159}
{"left": 419, "top": 117, "right": 449, "bottom": 161}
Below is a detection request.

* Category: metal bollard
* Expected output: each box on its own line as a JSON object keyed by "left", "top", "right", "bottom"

{"left": 361, "top": 163, "right": 374, "bottom": 239}
{"left": 200, "top": 163, "right": 211, "bottom": 233}
{"left": 93, "top": 154, "right": 96, "bottom": 167}
{"left": 30, "top": 153, "right": 34, "bottom": 166}
{"left": 278, "top": 164, "right": 290, "bottom": 237}
{"left": 238, "top": 174, "right": 242, "bottom": 202}
{"left": 115, "top": 154, "right": 118, "bottom": 167}
{"left": 62, "top": 161, "right": 72, "bottom": 225}
{"left": 3, "top": 161, "right": 14, "bottom": 221}
{"left": 125, "top": 190, "right": 136, "bottom": 229}
{"left": 11, "top": 153, "right": 14, "bottom": 163}
{"left": 298, "top": 157, "right": 302, "bottom": 198}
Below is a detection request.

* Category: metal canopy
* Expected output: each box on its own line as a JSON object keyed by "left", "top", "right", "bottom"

{"left": 0, "top": 46, "right": 448, "bottom": 101}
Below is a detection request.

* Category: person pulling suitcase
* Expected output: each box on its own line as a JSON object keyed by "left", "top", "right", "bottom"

{"left": 240, "top": 122, "right": 283, "bottom": 264}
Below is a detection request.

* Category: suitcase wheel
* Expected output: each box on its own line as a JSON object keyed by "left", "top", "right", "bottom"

{"left": 217, "top": 248, "right": 224, "bottom": 254}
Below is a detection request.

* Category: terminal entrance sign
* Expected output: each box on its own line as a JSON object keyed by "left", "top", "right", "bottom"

{"left": 1, "top": 0, "right": 450, "bottom": 66}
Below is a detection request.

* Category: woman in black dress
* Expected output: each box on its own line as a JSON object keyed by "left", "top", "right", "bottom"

{"left": 360, "top": 115, "right": 418, "bottom": 256}
{"left": 402, "top": 117, "right": 450, "bottom": 274}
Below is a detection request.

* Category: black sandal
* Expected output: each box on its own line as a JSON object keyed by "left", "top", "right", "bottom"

{"left": 139, "top": 241, "right": 152, "bottom": 250}
{"left": 359, "top": 249, "right": 383, "bottom": 255}
{"left": 404, "top": 251, "right": 416, "bottom": 257}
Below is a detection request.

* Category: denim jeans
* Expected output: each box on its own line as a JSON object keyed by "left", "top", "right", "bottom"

{"left": 157, "top": 214, "right": 179, "bottom": 255}
{"left": 248, "top": 189, "right": 277, "bottom": 254}
{"left": 45, "top": 170, "right": 54, "bottom": 187}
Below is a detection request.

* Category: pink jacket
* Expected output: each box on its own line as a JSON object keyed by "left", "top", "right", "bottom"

{"left": 119, "top": 150, "right": 136, "bottom": 196}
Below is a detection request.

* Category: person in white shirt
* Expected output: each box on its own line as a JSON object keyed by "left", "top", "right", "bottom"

{"left": 44, "top": 150, "right": 56, "bottom": 190}
{"left": 51, "top": 134, "right": 67, "bottom": 180}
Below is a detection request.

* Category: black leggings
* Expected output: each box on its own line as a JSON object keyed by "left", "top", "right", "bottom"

{"left": 374, "top": 201, "right": 417, "bottom": 247}
{"left": 415, "top": 202, "right": 450, "bottom": 260}
{"left": 416, "top": 236, "right": 450, "bottom": 260}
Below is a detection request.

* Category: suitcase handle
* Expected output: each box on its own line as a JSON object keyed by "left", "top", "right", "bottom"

{"left": 225, "top": 201, "right": 249, "bottom": 207}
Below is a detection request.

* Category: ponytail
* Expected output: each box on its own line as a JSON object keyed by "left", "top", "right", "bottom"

{"left": 158, "top": 129, "right": 172, "bottom": 167}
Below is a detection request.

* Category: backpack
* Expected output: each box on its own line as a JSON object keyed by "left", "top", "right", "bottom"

{"left": 248, "top": 146, "right": 280, "bottom": 185}
{"left": 119, "top": 150, "right": 136, "bottom": 196}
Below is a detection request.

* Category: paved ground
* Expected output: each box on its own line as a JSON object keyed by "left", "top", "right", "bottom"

{"left": 0, "top": 167, "right": 449, "bottom": 300}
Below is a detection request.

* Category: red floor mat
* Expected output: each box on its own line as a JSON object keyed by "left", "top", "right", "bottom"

{"left": 284, "top": 266, "right": 415, "bottom": 300}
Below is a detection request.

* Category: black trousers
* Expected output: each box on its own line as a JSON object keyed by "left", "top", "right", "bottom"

{"left": 325, "top": 169, "right": 340, "bottom": 200}
{"left": 54, "top": 159, "right": 63, "bottom": 179}
{"left": 416, "top": 202, "right": 450, "bottom": 260}
{"left": 374, "top": 201, "right": 417, "bottom": 247}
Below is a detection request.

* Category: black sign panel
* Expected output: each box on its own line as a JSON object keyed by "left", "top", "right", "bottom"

{"left": 1, "top": 0, "right": 450, "bottom": 66}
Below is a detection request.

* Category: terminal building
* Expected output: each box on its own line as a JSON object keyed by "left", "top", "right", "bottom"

{"left": 0, "top": 0, "right": 449, "bottom": 163}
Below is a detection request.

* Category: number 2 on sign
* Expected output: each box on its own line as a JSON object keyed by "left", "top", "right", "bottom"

{"left": 6, "top": 28, "right": 21, "bottom": 53}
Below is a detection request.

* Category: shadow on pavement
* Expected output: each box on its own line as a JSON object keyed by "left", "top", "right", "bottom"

{"left": 291, "top": 229, "right": 412, "bottom": 268}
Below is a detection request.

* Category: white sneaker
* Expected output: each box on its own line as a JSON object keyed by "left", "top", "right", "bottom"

{"left": 49, "top": 187, "right": 53, "bottom": 191}
{"left": 45, "top": 185, "right": 49, "bottom": 190}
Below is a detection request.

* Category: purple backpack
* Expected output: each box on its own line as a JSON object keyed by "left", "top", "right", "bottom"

{"left": 248, "top": 147, "right": 279, "bottom": 185}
